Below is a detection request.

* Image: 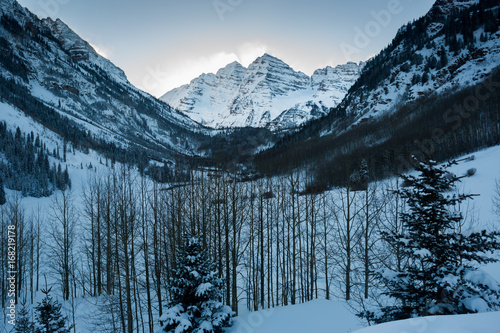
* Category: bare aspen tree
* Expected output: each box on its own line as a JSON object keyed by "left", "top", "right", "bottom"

{"left": 137, "top": 175, "right": 154, "bottom": 333}
{"left": 359, "top": 180, "right": 385, "bottom": 299}
{"left": 114, "top": 166, "right": 137, "bottom": 333}
{"left": 230, "top": 171, "right": 246, "bottom": 314}
{"left": 150, "top": 180, "right": 165, "bottom": 318}
{"left": 275, "top": 179, "right": 283, "bottom": 306}
{"left": 306, "top": 185, "right": 321, "bottom": 301}
{"left": 47, "top": 189, "right": 77, "bottom": 301}
{"left": 28, "top": 211, "right": 34, "bottom": 304}
{"left": 278, "top": 176, "right": 289, "bottom": 305}
{"left": 82, "top": 172, "right": 104, "bottom": 297}
{"left": 247, "top": 179, "right": 258, "bottom": 311}
{"left": 266, "top": 177, "right": 275, "bottom": 308}
{"left": 331, "top": 173, "right": 362, "bottom": 301}
{"left": 287, "top": 172, "right": 300, "bottom": 305}
{"left": 255, "top": 178, "right": 266, "bottom": 309}
{"left": 320, "top": 192, "right": 332, "bottom": 300}
{"left": 32, "top": 205, "right": 43, "bottom": 299}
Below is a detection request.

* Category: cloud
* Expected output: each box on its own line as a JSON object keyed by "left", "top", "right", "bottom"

{"left": 237, "top": 42, "right": 268, "bottom": 67}
{"left": 89, "top": 43, "right": 110, "bottom": 59}
{"left": 141, "top": 43, "right": 268, "bottom": 97}
{"left": 141, "top": 52, "right": 238, "bottom": 97}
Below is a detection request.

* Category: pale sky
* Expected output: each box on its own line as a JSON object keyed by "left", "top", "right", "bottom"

{"left": 17, "top": 0, "right": 436, "bottom": 97}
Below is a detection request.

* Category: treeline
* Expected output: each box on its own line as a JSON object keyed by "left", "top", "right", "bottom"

{"left": 254, "top": 67, "right": 500, "bottom": 188}
{"left": 0, "top": 122, "right": 70, "bottom": 197}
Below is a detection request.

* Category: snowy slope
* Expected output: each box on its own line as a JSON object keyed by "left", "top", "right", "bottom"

{"left": 229, "top": 299, "right": 363, "bottom": 333}
{"left": 353, "top": 311, "right": 500, "bottom": 333}
{"left": 161, "top": 55, "right": 364, "bottom": 130}
{"left": 0, "top": 0, "right": 204, "bottom": 158}
{"left": 227, "top": 301, "right": 500, "bottom": 333}
{"left": 334, "top": 0, "right": 500, "bottom": 133}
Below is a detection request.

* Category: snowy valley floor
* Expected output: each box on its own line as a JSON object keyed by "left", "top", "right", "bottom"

{"left": 229, "top": 300, "right": 500, "bottom": 333}
{"left": 1, "top": 99, "right": 500, "bottom": 332}
{"left": 229, "top": 299, "right": 363, "bottom": 333}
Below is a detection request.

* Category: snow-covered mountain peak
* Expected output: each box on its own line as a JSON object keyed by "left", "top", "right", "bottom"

{"left": 41, "top": 17, "right": 128, "bottom": 83}
{"left": 217, "top": 60, "right": 244, "bottom": 72}
{"left": 312, "top": 62, "right": 365, "bottom": 92}
{"left": 161, "top": 55, "right": 364, "bottom": 130}
{"left": 215, "top": 61, "right": 246, "bottom": 80}
{"left": 254, "top": 52, "right": 283, "bottom": 64}
{"left": 247, "top": 53, "right": 306, "bottom": 77}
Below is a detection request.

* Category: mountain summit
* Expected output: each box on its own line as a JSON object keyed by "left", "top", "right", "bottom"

{"left": 161, "top": 54, "right": 364, "bottom": 130}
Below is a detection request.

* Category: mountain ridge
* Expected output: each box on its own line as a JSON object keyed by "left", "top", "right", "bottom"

{"left": 0, "top": 0, "right": 209, "bottom": 164}
{"left": 161, "top": 53, "right": 364, "bottom": 130}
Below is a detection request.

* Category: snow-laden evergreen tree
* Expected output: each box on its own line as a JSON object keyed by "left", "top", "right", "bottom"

{"left": 362, "top": 159, "right": 500, "bottom": 323}
{"left": 14, "top": 303, "right": 34, "bottom": 333}
{"left": 34, "top": 288, "right": 72, "bottom": 333}
{"left": 160, "top": 235, "right": 233, "bottom": 333}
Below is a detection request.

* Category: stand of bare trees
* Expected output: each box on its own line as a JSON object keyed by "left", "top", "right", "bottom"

{"left": 2, "top": 158, "right": 494, "bottom": 332}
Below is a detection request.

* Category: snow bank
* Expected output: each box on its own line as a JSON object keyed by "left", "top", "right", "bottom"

{"left": 228, "top": 299, "right": 363, "bottom": 333}
{"left": 353, "top": 311, "right": 500, "bottom": 333}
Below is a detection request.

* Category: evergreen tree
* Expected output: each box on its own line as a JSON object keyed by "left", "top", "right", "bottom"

{"left": 14, "top": 303, "right": 34, "bottom": 333}
{"left": 362, "top": 159, "right": 500, "bottom": 323}
{"left": 0, "top": 176, "right": 6, "bottom": 205}
{"left": 34, "top": 288, "right": 72, "bottom": 333}
{"left": 439, "top": 46, "right": 448, "bottom": 68}
{"left": 160, "top": 236, "right": 233, "bottom": 333}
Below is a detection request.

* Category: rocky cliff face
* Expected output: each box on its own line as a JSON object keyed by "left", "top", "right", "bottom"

{"left": 161, "top": 54, "right": 364, "bottom": 130}
{"left": 429, "top": 0, "right": 479, "bottom": 15}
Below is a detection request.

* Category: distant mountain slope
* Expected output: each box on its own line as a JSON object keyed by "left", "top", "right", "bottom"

{"left": 161, "top": 54, "right": 364, "bottom": 130}
{"left": 0, "top": 0, "right": 205, "bottom": 162}
{"left": 254, "top": 0, "right": 500, "bottom": 184}
{"left": 335, "top": 0, "right": 500, "bottom": 132}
